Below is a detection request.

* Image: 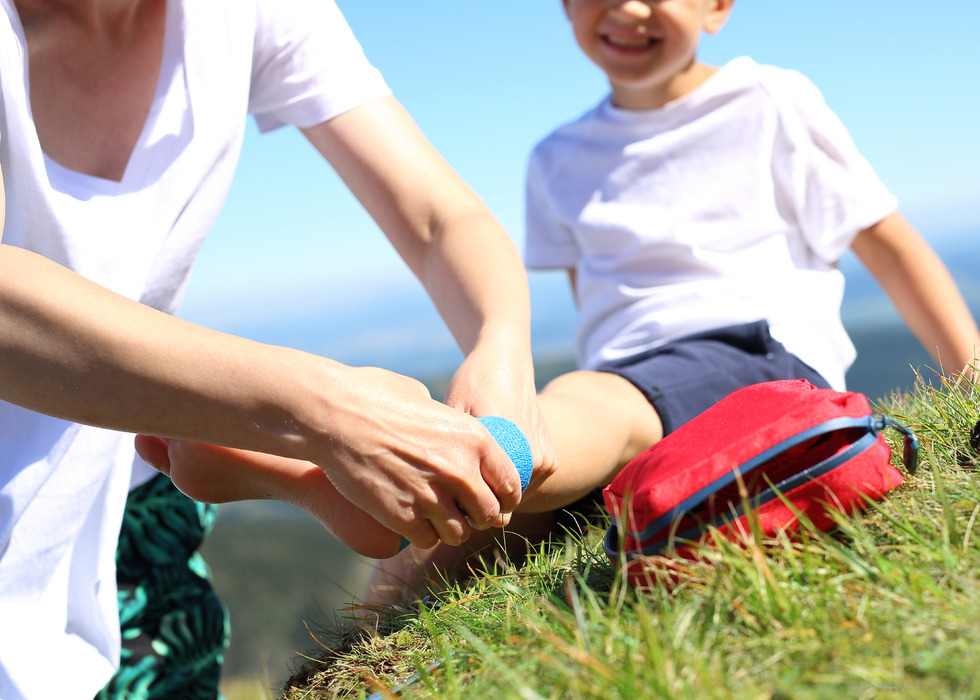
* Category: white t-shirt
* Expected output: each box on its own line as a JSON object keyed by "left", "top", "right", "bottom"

{"left": 525, "top": 56, "right": 897, "bottom": 390}
{"left": 0, "top": 1, "right": 390, "bottom": 697}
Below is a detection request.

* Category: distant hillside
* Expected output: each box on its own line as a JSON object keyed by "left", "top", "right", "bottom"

{"left": 200, "top": 514, "right": 377, "bottom": 687}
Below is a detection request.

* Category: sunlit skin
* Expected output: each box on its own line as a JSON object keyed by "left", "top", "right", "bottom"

{"left": 134, "top": 426, "right": 520, "bottom": 560}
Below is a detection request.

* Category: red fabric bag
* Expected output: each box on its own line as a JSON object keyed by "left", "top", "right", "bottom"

{"left": 602, "top": 379, "right": 918, "bottom": 584}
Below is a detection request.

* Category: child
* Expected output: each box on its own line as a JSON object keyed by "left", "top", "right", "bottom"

{"left": 358, "top": 0, "right": 980, "bottom": 604}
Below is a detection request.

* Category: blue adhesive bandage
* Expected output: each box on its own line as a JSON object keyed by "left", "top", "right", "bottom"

{"left": 397, "top": 417, "right": 533, "bottom": 552}
{"left": 478, "top": 416, "right": 533, "bottom": 492}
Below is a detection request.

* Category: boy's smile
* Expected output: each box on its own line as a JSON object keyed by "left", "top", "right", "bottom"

{"left": 562, "top": 0, "right": 733, "bottom": 110}
{"left": 604, "top": 35, "right": 658, "bottom": 49}
{"left": 599, "top": 0, "right": 657, "bottom": 49}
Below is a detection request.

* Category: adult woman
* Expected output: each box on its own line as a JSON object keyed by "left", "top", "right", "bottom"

{"left": 0, "top": 0, "right": 550, "bottom": 697}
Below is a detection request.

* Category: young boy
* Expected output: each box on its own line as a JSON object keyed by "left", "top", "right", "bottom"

{"left": 155, "top": 0, "right": 978, "bottom": 603}
{"left": 357, "top": 0, "right": 980, "bottom": 603}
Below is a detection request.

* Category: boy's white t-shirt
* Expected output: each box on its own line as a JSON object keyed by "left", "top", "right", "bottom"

{"left": 0, "top": 0, "right": 390, "bottom": 697}
{"left": 525, "top": 56, "right": 898, "bottom": 390}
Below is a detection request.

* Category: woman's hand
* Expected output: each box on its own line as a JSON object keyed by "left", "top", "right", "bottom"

{"left": 294, "top": 364, "right": 524, "bottom": 549}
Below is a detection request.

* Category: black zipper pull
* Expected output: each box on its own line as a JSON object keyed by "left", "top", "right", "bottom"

{"left": 881, "top": 415, "right": 919, "bottom": 475}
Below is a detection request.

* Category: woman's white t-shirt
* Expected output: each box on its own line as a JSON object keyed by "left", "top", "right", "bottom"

{"left": 525, "top": 57, "right": 898, "bottom": 390}
{"left": 0, "top": 1, "right": 390, "bottom": 697}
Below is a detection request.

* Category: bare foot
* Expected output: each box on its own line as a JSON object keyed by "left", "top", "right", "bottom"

{"left": 134, "top": 435, "right": 404, "bottom": 559}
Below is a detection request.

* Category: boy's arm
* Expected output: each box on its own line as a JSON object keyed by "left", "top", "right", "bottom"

{"left": 301, "top": 96, "right": 555, "bottom": 477}
{"left": 851, "top": 211, "right": 980, "bottom": 378}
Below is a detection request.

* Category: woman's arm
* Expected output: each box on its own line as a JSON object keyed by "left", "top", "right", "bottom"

{"left": 0, "top": 162, "right": 519, "bottom": 548}
{"left": 301, "top": 96, "right": 555, "bottom": 477}
{"left": 851, "top": 211, "right": 979, "bottom": 378}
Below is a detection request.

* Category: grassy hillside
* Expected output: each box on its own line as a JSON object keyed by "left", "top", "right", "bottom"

{"left": 280, "top": 374, "right": 980, "bottom": 699}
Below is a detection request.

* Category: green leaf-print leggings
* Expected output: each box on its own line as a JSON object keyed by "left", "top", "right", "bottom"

{"left": 96, "top": 473, "right": 230, "bottom": 700}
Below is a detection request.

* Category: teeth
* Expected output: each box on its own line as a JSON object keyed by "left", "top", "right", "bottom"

{"left": 607, "top": 36, "right": 651, "bottom": 48}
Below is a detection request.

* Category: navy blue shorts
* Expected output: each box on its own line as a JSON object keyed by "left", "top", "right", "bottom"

{"left": 596, "top": 320, "right": 830, "bottom": 436}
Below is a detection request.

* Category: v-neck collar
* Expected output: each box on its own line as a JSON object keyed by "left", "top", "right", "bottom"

{"left": 6, "top": 0, "right": 186, "bottom": 195}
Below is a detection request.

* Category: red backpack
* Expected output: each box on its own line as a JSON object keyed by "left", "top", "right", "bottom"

{"left": 602, "top": 379, "right": 918, "bottom": 585}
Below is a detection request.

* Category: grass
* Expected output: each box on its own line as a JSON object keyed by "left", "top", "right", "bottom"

{"left": 279, "top": 373, "right": 980, "bottom": 700}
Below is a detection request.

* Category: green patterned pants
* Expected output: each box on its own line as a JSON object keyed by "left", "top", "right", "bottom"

{"left": 96, "top": 474, "right": 231, "bottom": 700}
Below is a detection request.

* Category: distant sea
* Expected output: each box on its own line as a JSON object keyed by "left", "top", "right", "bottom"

{"left": 840, "top": 228, "right": 980, "bottom": 399}
{"left": 188, "top": 225, "right": 980, "bottom": 402}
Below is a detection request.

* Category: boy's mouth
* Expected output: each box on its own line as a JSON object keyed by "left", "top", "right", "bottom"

{"left": 603, "top": 34, "right": 658, "bottom": 49}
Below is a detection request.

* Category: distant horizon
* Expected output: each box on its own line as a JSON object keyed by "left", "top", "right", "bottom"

{"left": 179, "top": 221, "right": 979, "bottom": 398}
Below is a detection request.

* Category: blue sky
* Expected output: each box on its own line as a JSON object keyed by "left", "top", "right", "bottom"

{"left": 178, "top": 1, "right": 980, "bottom": 377}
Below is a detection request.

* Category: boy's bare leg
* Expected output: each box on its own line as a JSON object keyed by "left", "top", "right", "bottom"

{"left": 518, "top": 370, "right": 663, "bottom": 512}
{"left": 135, "top": 435, "right": 404, "bottom": 559}
{"left": 362, "top": 370, "right": 662, "bottom": 606}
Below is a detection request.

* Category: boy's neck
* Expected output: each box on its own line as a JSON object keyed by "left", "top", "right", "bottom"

{"left": 610, "top": 61, "right": 719, "bottom": 111}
